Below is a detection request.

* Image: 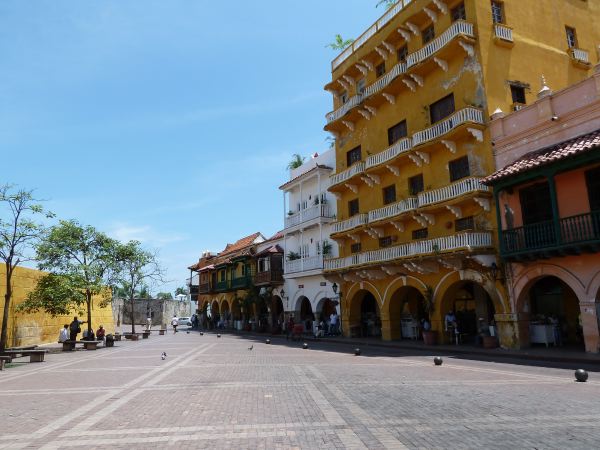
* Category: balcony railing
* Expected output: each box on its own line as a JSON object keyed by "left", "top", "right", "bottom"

{"left": 254, "top": 269, "right": 284, "bottom": 285}
{"left": 570, "top": 48, "right": 589, "bottom": 63}
{"left": 285, "top": 203, "right": 334, "bottom": 229}
{"left": 407, "top": 21, "right": 474, "bottom": 68}
{"left": 327, "top": 20, "right": 474, "bottom": 125}
{"left": 325, "top": 232, "right": 492, "bottom": 270}
{"left": 330, "top": 161, "right": 366, "bottom": 188}
{"left": 413, "top": 107, "right": 484, "bottom": 146}
{"left": 494, "top": 24, "right": 513, "bottom": 42}
{"left": 501, "top": 211, "right": 600, "bottom": 258}
{"left": 366, "top": 137, "right": 413, "bottom": 169}
{"left": 332, "top": 213, "right": 369, "bottom": 234}
{"left": 215, "top": 280, "right": 229, "bottom": 291}
{"left": 198, "top": 283, "right": 211, "bottom": 294}
{"left": 418, "top": 177, "right": 490, "bottom": 208}
{"left": 231, "top": 275, "right": 252, "bottom": 289}
{"left": 285, "top": 255, "right": 324, "bottom": 274}
{"left": 332, "top": 0, "right": 414, "bottom": 70}
{"left": 368, "top": 197, "right": 418, "bottom": 223}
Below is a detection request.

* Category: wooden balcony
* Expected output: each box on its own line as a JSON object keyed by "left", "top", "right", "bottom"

{"left": 254, "top": 269, "right": 284, "bottom": 285}
{"left": 198, "top": 283, "right": 212, "bottom": 294}
{"left": 231, "top": 275, "right": 253, "bottom": 290}
{"left": 501, "top": 211, "right": 600, "bottom": 261}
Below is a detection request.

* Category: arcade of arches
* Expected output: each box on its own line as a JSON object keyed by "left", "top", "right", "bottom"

{"left": 340, "top": 269, "right": 600, "bottom": 353}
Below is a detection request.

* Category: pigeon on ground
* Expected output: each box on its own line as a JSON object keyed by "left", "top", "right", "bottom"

{"left": 161, "top": 351, "right": 167, "bottom": 360}
{"left": 248, "top": 344, "right": 253, "bottom": 351}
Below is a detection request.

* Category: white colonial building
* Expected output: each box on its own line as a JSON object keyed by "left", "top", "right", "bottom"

{"left": 276, "top": 150, "right": 341, "bottom": 332}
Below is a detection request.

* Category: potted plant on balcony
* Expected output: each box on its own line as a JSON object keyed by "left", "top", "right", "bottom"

{"left": 287, "top": 251, "right": 300, "bottom": 261}
{"left": 322, "top": 240, "right": 332, "bottom": 257}
{"left": 288, "top": 210, "right": 294, "bottom": 216}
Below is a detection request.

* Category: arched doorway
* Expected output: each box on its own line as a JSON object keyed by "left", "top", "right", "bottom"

{"left": 348, "top": 290, "right": 381, "bottom": 338}
{"left": 440, "top": 281, "right": 495, "bottom": 345}
{"left": 525, "top": 276, "right": 583, "bottom": 349}
{"left": 211, "top": 300, "right": 220, "bottom": 329}
{"left": 298, "top": 296, "right": 314, "bottom": 333}
{"left": 221, "top": 300, "right": 230, "bottom": 329}
{"left": 388, "top": 287, "right": 426, "bottom": 340}
{"left": 271, "top": 295, "right": 284, "bottom": 334}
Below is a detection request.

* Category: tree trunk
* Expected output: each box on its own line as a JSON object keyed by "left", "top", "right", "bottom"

{"left": 86, "top": 290, "right": 92, "bottom": 333}
{"left": 130, "top": 295, "right": 135, "bottom": 334}
{"left": 1, "top": 264, "right": 13, "bottom": 351}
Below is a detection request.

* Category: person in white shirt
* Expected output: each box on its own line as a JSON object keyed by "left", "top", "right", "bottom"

{"left": 171, "top": 315, "right": 179, "bottom": 333}
{"left": 58, "top": 324, "right": 69, "bottom": 343}
{"left": 329, "top": 312, "right": 339, "bottom": 335}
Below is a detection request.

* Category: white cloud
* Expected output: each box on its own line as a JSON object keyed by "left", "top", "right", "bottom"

{"left": 108, "top": 222, "right": 187, "bottom": 247}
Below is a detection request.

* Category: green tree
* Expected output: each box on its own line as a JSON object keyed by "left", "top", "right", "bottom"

{"left": 174, "top": 286, "right": 187, "bottom": 296}
{"left": 0, "top": 185, "right": 52, "bottom": 350}
{"left": 113, "top": 240, "right": 163, "bottom": 334}
{"left": 286, "top": 153, "right": 306, "bottom": 170}
{"left": 156, "top": 292, "right": 173, "bottom": 300}
{"left": 34, "top": 220, "right": 118, "bottom": 334}
{"left": 326, "top": 34, "right": 354, "bottom": 51}
{"left": 18, "top": 273, "right": 86, "bottom": 317}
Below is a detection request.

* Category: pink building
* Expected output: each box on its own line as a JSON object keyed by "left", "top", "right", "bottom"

{"left": 484, "top": 65, "right": 600, "bottom": 353}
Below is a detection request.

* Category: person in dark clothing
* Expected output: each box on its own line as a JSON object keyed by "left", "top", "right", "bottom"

{"left": 69, "top": 316, "right": 86, "bottom": 341}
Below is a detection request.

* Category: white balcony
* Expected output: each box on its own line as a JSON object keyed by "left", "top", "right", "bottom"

{"left": 324, "top": 232, "right": 492, "bottom": 270}
{"left": 330, "top": 161, "right": 366, "bottom": 188}
{"left": 285, "top": 255, "right": 324, "bottom": 274}
{"left": 493, "top": 24, "right": 513, "bottom": 42}
{"left": 412, "top": 107, "right": 484, "bottom": 146}
{"left": 406, "top": 21, "right": 475, "bottom": 68}
{"left": 285, "top": 204, "right": 334, "bottom": 229}
{"left": 331, "top": 213, "right": 368, "bottom": 234}
{"left": 326, "top": 94, "right": 363, "bottom": 123}
{"left": 570, "top": 48, "right": 589, "bottom": 64}
{"left": 417, "top": 177, "right": 490, "bottom": 208}
{"left": 363, "top": 61, "right": 407, "bottom": 97}
{"left": 366, "top": 137, "right": 413, "bottom": 169}
{"left": 368, "top": 197, "right": 418, "bottom": 223}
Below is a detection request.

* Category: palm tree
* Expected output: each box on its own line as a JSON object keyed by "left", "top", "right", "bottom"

{"left": 286, "top": 154, "right": 305, "bottom": 170}
{"left": 326, "top": 34, "right": 354, "bottom": 51}
{"left": 376, "top": 0, "right": 396, "bottom": 8}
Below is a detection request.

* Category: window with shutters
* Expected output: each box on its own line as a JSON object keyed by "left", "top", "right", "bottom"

{"left": 383, "top": 185, "right": 397, "bottom": 205}
{"left": 412, "top": 228, "right": 428, "bottom": 240}
{"left": 388, "top": 120, "right": 407, "bottom": 146}
{"left": 379, "top": 236, "right": 393, "bottom": 248}
{"left": 491, "top": 1, "right": 504, "bottom": 24}
{"left": 449, "top": 156, "right": 470, "bottom": 182}
{"left": 409, "top": 174, "right": 424, "bottom": 195}
{"left": 510, "top": 84, "right": 526, "bottom": 105}
{"left": 422, "top": 25, "right": 435, "bottom": 44}
{"left": 376, "top": 62, "right": 386, "bottom": 78}
{"left": 519, "top": 182, "right": 552, "bottom": 225}
{"left": 351, "top": 243, "right": 362, "bottom": 253}
{"left": 455, "top": 216, "right": 475, "bottom": 232}
{"left": 565, "top": 26, "right": 578, "bottom": 48}
{"left": 356, "top": 78, "right": 366, "bottom": 95}
{"left": 397, "top": 45, "right": 408, "bottom": 62}
{"left": 346, "top": 146, "right": 362, "bottom": 167}
{"left": 451, "top": 2, "right": 466, "bottom": 21}
{"left": 429, "top": 93, "right": 455, "bottom": 124}
{"left": 348, "top": 199, "right": 360, "bottom": 217}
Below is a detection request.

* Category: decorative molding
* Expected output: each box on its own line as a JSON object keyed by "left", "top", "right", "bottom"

{"left": 391, "top": 221, "right": 404, "bottom": 232}
{"left": 432, "top": 0, "right": 448, "bottom": 14}
{"left": 446, "top": 205, "right": 462, "bottom": 218}
{"left": 358, "top": 109, "right": 371, "bottom": 120}
{"left": 345, "top": 183, "right": 358, "bottom": 194}
{"left": 342, "top": 120, "right": 354, "bottom": 131}
{"left": 423, "top": 7, "right": 438, "bottom": 23}
{"left": 420, "top": 213, "right": 435, "bottom": 225}
{"left": 433, "top": 56, "right": 448, "bottom": 72}
{"left": 364, "top": 105, "right": 377, "bottom": 116}
{"left": 366, "top": 227, "right": 384, "bottom": 238}
{"left": 355, "top": 64, "right": 368, "bottom": 76}
{"left": 397, "top": 28, "right": 411, "bottom": 42}
{"left": 360, "top": 175, "right": 374, "bottom": 187}
{"left": 360, "top": 59, "right": 374, "bottom": 71}
{"left": 412, "top": 214, "right": 427, "bottom": 227}
{"left": 402, "top": 78, "right": 417, "bottom": 92}
{"left": 440, "top": 139, "right": 456, "bottom": 153}
{"left": 382, "top": 41, "right": 395, "bottom": 54}
{"left": 408, "top": 154, "right": 422, "bottom": 167}
{"left": 381, "top": 265, "right": 404, "bottom": 276}
{"left": 338, "top": 79, "right": 350, "bottom": 91}
{"left": 458, "top": 40, "right": 475, "bottom": 57}
{"left": 438, "top": 257, "right": 463, "bottom": 271}
{"left": 409, "top": 73, "right": 424, "bottom": 87}
{"left": 474, "top": 197, "right": 491, "bottom": 211}
{"left": 342, "top": 74, "right": 354, "bottom": 85}
{"left": 467, "top": 127, "right": 483, "bottom": 142}
{"left": 415, "top": 151, "right": 430, "bottom": 164}
{"left": 347, "top": 233, "right": 361, "bottom": 243}
{"left": 405, "top": 22, "right": 420, "bottom": 36}
{"left": 385, "top": 164, "right": 400, "bottom": 176}
{"left": 382, "top": 93, "right": 396, "bottom": 104}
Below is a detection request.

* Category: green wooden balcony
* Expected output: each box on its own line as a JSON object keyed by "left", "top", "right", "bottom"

{"left": 501, "top": 210, "right": 600, "bottom": 260}
{"left": 231, "top": 275, "right": 252, "bottom": 290}
{"left": 215, "top": 280, "right": 230, "bottom": 292}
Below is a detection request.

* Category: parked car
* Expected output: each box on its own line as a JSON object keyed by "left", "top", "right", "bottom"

{"left": 178, "top": 317, "right": 192, "bottom": 328}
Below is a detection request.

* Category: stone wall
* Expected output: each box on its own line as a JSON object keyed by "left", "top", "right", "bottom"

{"left": 112, "top": 297, "right": 192, "bottom": 327}
{"left": 0, "top": 265, "right": 115, "bottom": 347}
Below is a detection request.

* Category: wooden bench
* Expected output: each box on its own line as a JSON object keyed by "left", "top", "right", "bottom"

{"left": 0, "top": 355, "right": 12, "bottom": 370}
{"left": 1, "top": 349, "right": 47, "bottom": 362}
{"left": 146, "top": 329, "right": 167, "bottom": 335}
{"left": 142, "top": 331, "right": 150, "bottom": 339}
{"left": 62, "top": 340, "right": 103, "bottom": 351}
{"left": 123, "top": 333, "right": 142, "bottom": 341}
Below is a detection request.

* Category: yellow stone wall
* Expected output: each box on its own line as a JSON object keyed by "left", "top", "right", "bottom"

{"left": 0, "top": 265, "right": 115, "bottom": 347}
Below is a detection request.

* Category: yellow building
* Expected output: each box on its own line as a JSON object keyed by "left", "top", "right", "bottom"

{"left": 322, "top": 0, "right": 600, "bottom": 348}
{"left": 0, "top": 265, "right": 115, "bottom": 347}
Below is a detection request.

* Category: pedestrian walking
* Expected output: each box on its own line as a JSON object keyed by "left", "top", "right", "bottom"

{"left": 69, "top": 316, "right": 86, "bottom": 341}
{"left": 171, "top": 315, "right": 179, "bottom": 333}
{"left": 146, "top": 316, "right": 152, "bottom": 331}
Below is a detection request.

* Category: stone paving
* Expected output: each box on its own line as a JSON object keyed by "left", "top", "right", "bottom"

{"left": 1, "top": 331, "right": 600, "bottom": 449}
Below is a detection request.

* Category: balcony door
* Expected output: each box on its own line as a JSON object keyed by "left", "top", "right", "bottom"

{"left": 518, "top": 182, "right": 555, "bottom": 249}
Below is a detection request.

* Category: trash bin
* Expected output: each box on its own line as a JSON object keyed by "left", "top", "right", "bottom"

{"left": 105, "top": 334, "right": 115, "bottom": 347}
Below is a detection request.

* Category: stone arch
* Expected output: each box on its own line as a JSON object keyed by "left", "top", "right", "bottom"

{"left": 386, "top": 285, "right": 427, "bottom": 340}
{"left": 435, "top": 269, "right": 507, "bottom": 315}
{"left": 270, "top": 295, "right": 284, "bottom": 333}
{"left": 345, "top": 281, "right": 383, "bottom": 307}
{"left": 346, "top": 288, "right": 382, "bottom": 338}
{"left": 585, "top": 268, "right": 600, "bottom": 300}
{"left": 382, "top": 275, "right": 428, "bottom": 309}
{"left": 514, "top": 264, "right": 586, "bottom": 313}
{"left": 315, "top": 296, "right": 338, "bottom": 322}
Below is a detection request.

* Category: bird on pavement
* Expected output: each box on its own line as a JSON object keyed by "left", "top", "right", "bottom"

{"left": 161, "top": 352, "right": 167, "bottom": 360}
{"left": 248, "top": 344, "right": 253, "bottom": 351}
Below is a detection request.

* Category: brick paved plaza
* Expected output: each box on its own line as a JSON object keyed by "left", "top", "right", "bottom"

{"left": 1, "top": 332, "right": 600, "bottom": 449}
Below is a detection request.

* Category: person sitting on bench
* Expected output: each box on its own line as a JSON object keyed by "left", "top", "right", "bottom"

{"left": 82, "top": 328, "right": 95, "bottom": 341}
{"left": 96, "top": 325, "right": 106, "bottom": 343}
{"left": 58, "top": 324, "right": 69, "bottom": 343}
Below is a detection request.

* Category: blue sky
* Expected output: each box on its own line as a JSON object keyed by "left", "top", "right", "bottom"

{"left": 1, "top": 0, "right": 383, "bottom": 293}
